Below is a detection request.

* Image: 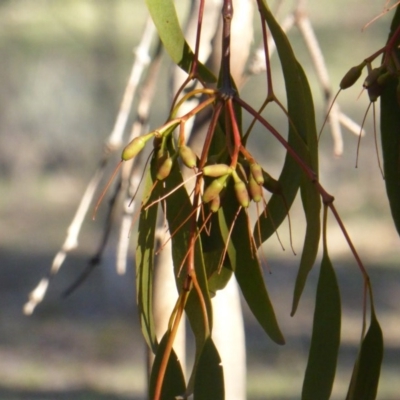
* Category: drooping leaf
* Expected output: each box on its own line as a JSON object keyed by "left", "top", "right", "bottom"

{"left": 193, "top": 338, "right": 224, "bottom": 400}
{"left": 136, "top": 166, "right": 162, "bottom": 353}
{"left": 219, "top": 183, "right": 285, "bottom": 345}
{"left": 255, "top": 1, "right": 317, "bottom": 245}
{"left": 149, "top": 331, "right": 186, "bottom": 400}
{"left": 380, "top": 5, "right": 400, "bottom": 236}
{"left": 162, "top": 155, "right": 213, "bottom": 392}
{"left": 291, "top": 177, "right": 320, "bottom": 317}
{"left": 145, "top": 0, "right": 216, "bottom": 83}
{"left": 291, "top": 61, "right": 321, "bottom": 315}
{"left": 346, "top": 305, "right": 384, "bottom": 400}
{"left": 200, "top": 203, "right": 234, "bottom": 296}
{"left": 302, "top": 249, "right": 341, "bottom": 400}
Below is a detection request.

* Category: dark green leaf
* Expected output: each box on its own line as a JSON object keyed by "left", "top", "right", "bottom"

{"left": 380, "top": 5, "right": 400, "bottom": 236}
{"left": 136, "top": 167, "right": 162, "bottom": 353}
{"left": 302, "top": 250, "right": 341, "bottom": 400}
{"left": 163, "top": 156, "right": 213, "bottom": 392}
{"left": 291, "top": 176, "right": 321, "bottom": 316}
{"left": 220, "top": 184, "right": 285, "bottom": 345}
{"left": 149, "top": 332, "right": 186, "bottom": 400}
{"left": 346, "top": 307, "right": 384, "bottom": 400}
{"left": 193, "top": 338, "right": 224, "bottom": 400}
{"left": 291, "top": 60, "right": 320, "bottom": 315}
{"left": 255, "top": 2, "right": 317, "bottom": 245}
{"left": 145, "top": 0, "right": 216, "bottom": 83}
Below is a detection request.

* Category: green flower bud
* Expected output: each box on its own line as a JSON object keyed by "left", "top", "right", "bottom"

{"left": 179, "top": 145, "right": 197, "bottom": 168}
{"left": 340, "top": 62, "right": 365, "bottom": 90}
{"left": 203, "top": 174, "right": 230, "bottom": 203}
{"left": 250, "top": 163, "right": 264, "bottom": 185}
{"left": 156, "top": 156, "right": 173, "bottom": 181}
{"left": 203, "top": 164, "right": 232, "bottom": 177}
{"left": 248, "top": 173, "right": 263, "bottom": 203}
{"left": 234, "top": 179, "right": 250, "bottom": 208}
{"left": 210, "top": 194, "right": 221, "bottom": 213}
{"left": 121, "top": 132, "right": 153, "bottom": 161}
{"left": 363, "top": 67, "right": 381, "bottom": 89}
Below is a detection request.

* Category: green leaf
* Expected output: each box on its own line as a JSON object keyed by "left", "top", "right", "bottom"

{"left": 291, "top": 60, "right": 320, "bottom": 316}
{"left": 162, "top": 156, "right": 213, "bottom": 392}
{"left": 302, "top": 250, "right": 341, "bottom": 400}
{"left": 193, "top": 338, "right": 224, "bottom": 400}
{"left": 136, "top": 167, "right": 162, "bottom": 353}
{"left": 145, "top": 0, "right": 216, "bottom": 83}
{"left": 220, "top": 184, "right": 285, "bottom": 345}
{"left": 291, "top": 177, "right": 321, "bottom": 316}
{"left": 257, "top": 2, "right": 321, "bottom": 314}
{"left": 255, "top": 2, "right": 317, "bottom": 245}
{"left": 346, "top": 307, "right": 384, "bottom": 400}
{"left": 380, "top": 5, "right": 400, "bottom": 236}
{"left": 149, "top": 332, "right": 186, "bottom": 400}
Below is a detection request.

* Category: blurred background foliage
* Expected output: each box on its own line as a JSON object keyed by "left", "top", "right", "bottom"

{"left": 1, "top": 0, "right": 400, "bottom": 399}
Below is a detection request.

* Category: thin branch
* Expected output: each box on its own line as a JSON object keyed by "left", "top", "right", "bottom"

{"left": 24, "top": 14, "right": 157, "bottom": 314}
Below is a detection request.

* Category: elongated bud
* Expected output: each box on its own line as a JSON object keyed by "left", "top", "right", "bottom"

{"left": 367, "top": 81, "right": 384, "bottom": 102}
{"left": 234, "top": 179, "right": 250, "bottom": 208}
{"left": 364, "top": 68, "right": 389, "bottom": 102}
{"left": 203, "top": 174, "right": 230, "bottom": 203}
{"left": 340, "top": 62, "right": 365, "bottom": 89}
{"left": 248, "top": 173, "right": 262, "bottom": 202}
{"left": 250, "top": 163, "right": 264, "bottom": 185}
{"left": 203, "top": 164, "right": 232, "bottom": 177}
{"left": 231, "top": 170, "right": 249, "bottom": 207}
{"left": 363, "top": 67, "right": 381, "bottom": 89}
{"left": 156, "top": 156, "right": 173, "bottom": 180}
{"left": 262, "top": 170, "right": 281, "bottom": 194}
{"left": 179, "top": 145, "right": 197, "bottom": 168}
{"left": 121, "top": 132, "right": 153, "bottom": 161}
{"left": 210, "top": 194, "right": 221, "bottom": 213}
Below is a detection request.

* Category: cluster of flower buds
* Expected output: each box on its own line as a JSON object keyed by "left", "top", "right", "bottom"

{"left": 120, "top": 122, "right": 199, "bottom": 183}
{"left": 340, "top": 59, "right": 400, "bottom": 104}
{"left": 201, "top": 159, "right": 281, "bottom": 212}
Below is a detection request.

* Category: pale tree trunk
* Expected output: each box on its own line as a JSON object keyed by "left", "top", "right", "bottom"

{"left": 152, "top": 1, "right": 253, "bottom": 398}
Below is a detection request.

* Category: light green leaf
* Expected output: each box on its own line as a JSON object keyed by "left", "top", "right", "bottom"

{"left": 146, "top": 0, "right": 216, "bottom": 83}
{"left": 149, "top": 332, "right": 186, "bottom": 400}
{"left": 302, "top": 249, "right": 341, "bottom": 400}
{"left": 193, "top": 338, "right": 224, "bottom": 400}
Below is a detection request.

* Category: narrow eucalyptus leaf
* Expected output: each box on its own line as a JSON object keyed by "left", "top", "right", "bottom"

{"left": 193, "top": 338, "right": 224, "bottom": 400}
{"left": 302, "top": 251, "right": 341, "bottom": 400}
{"left": 136, "top": 167, "right": 162, "bottom": 353}
{"left": 221, "top": 184, "right": 285, "bottom": 345}
{"left": 145, "top": 0, "right": 216, "bottom": 83}
{"left": 380, "top": 5, "right": 400, "bottom": 236}
{"left": 162, "top": 155, "right": 212, "bottom": 392}
{"left": 149, "top": 332, "right": 186, "bottom": 400}
{"left": 291, "top": 177, "right": 321, "bottom": 316}
{"left": 255, "top": 1, "right": 318, "bottom": 245}
{"left": 346, "top": 308, "right": 384, "bottom": 400}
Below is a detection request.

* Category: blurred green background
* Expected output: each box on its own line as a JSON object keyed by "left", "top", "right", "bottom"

{"left": 1, "top": 1, "right": 399, "bottom": 399}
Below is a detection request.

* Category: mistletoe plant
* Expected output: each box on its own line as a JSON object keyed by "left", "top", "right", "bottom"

{"left": 25, "top": 0, "right": 400, "bottom": 399}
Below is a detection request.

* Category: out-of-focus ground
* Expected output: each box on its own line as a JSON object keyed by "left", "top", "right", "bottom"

{"left": 1, "top": 1, "right": 400, "bottom": 399}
